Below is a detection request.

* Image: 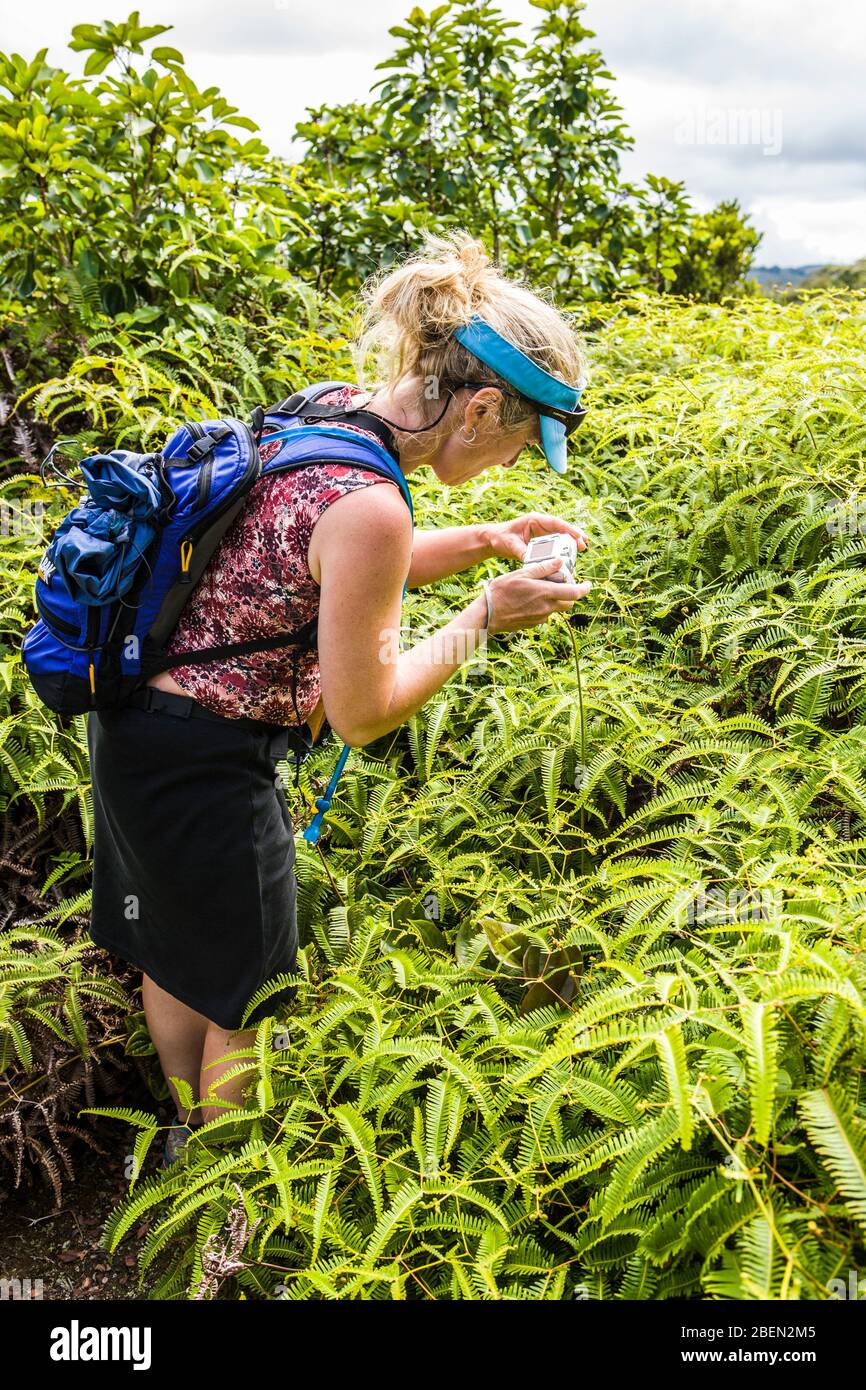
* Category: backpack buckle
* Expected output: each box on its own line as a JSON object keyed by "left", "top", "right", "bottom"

{"left": 134, "top": 686, "right": 194, "bottom": 719}
{"left": 249, "top": 406, "right": 265, "bottom": 444}
{"left": 186, "top": 424, "right": 232, "bottom": 464}
{"left": 187, "top": 436, "right": 217, "bottom": 464}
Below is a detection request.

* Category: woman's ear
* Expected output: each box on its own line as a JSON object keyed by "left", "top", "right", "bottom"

{"left": 464, "top": 385, "right": 504, "bottom": 433}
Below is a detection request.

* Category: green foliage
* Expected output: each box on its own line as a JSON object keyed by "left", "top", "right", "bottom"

{"left": 73, "top": 288, "right": 865, "bottom": 1299}
{"left": 0, "top": 0, "right": 761, "bottom": 389}
{"left": 674, "top": 200, "right": 763, "bottom": 302}
{"left": 0, "top": 914, "right": 135, "bottom": 1202}
{"left": 293, "top": 0, "right": 760, "bottom": 300}
{"left": 0, "top": 9, "right": 338, "bottom": 427}
{"left": 0, "top": 5, "right": 861, "bottom": 1300}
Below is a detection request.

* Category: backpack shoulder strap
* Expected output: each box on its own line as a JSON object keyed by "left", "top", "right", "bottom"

{"left": 255, "top": 380, "right": 403, "bottom": 466}
{"left": 274, "top": 398, "right": 401, "bottom": 464}
{"left": 261, "top": 425, "right": 414, "bottom": 520}
{"left": 251, "top": 380, "right": 357, "bottom": 444}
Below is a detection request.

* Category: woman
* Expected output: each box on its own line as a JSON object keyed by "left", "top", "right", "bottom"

{"left": 85, "top": 231, "right": 593, "bottom": 1161}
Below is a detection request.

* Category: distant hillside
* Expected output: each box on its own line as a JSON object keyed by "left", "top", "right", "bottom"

{"left": 801, "top": 258, "right": 866, "bottom": 290}
{"left": 748, "top": 264, "right": 825, "bottom": 288}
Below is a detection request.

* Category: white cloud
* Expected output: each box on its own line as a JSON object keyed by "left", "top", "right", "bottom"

{"left": 750, "top": 196, "right": 866, "bottom": 265}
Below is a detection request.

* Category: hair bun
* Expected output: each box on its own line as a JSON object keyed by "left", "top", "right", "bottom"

{"left": 457, "top": 238, "right": 490, "bottom": 282}
{"left": 356, "top": 227, "right": 587, "bottom": 400}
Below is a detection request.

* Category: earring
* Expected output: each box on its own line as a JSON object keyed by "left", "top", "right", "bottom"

{"left": 461, "top": 427, "right": 477, "bottom": 444}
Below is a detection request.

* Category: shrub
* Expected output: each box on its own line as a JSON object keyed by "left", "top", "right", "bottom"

{"left": 84, "top": 290, "right": 866, "bottom": 1299}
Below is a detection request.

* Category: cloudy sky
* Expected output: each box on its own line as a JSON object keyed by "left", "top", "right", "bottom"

{"left": 4, "top": 0, "right": 863, "bottom": 266}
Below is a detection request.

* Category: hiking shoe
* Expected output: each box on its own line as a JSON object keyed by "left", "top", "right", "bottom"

{"left": 162, "top": 1122, "right": 196, "bottom": 1169}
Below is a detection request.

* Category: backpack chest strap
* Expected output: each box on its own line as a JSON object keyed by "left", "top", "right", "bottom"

{"left": 147, "top": 616, "right": 319, "bottom": 675}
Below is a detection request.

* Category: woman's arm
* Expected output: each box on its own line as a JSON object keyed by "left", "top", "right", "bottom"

{"left": 408, "top": 514, "right": 589, "bottom": 587}
{"left": 407, "top": 525, "right": 493, "bottom": 587}
{"left": 308, "top": 487, "right": 591, "bottom": 748}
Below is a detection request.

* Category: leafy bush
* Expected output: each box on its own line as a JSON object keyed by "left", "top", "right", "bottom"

{"left": 80, "top": 289, "right": 866, "bottom": 1299}
{"left": 0, "top": 4, "right": 862, "bottom": 1299}
{"left": 288, "top": 0, "right": 761, "bottom": 299}
{"left": 0, "top": 0, "right": 760, "bottom": 435}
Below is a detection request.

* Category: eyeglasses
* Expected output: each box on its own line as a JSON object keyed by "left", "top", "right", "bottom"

{"left": 456, "top": 380, "right": 588, "bottom": 437}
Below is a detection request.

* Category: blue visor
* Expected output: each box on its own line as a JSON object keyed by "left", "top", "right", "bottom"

{"left": 539, "top": 413, "right": 568, "bottom": 475}
{"left": 452, "top": 315, "right": 585, "bottom": 475}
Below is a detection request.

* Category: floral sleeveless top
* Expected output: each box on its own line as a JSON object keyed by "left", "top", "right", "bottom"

{"left": 164, "top": 387, "right": 394, "bottom": 727}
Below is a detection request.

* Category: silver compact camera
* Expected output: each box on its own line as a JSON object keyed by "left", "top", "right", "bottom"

{"left": 522, "top": 533, "right": 577, "bottom": 583}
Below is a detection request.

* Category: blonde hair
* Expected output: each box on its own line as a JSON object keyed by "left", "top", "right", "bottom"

{"left": 354, "top": 230, "right": 588, "bottom": 434}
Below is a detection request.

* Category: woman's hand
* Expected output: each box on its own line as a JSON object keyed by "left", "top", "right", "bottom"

{"left": 311, "top": 489, "right": 591, "bottom": 748}
{"left": 482, "top": 513, "right": 589, "bottom": 562}
{"left": 485, "top": 558, "right": 592, "bottom": 634}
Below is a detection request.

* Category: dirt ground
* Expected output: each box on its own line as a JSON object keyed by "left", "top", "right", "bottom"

{"left": 0, "top": 1122, "right": 161, "bottom": 1300}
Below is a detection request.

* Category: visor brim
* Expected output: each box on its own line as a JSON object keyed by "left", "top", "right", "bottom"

{"left": 539, "top": 413, "right": 568, "bottom": 475}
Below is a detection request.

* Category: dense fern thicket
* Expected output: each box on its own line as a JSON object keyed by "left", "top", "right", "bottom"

{"left": 34, "top": 288, "right": 855, "bottom": 1299}
{"left": 2, "top": 8, "right": 863, "bottom": 1302}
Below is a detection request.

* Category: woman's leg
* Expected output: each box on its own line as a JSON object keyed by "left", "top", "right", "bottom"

{"left": 199, "top": 1024, "right": 259, "bottom": 1124}
{"left": 141, "top": 973, "right": 209, "bottom": 1123}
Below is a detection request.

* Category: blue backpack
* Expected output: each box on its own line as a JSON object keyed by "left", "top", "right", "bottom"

{"left": 22, "top": 382, "right": 414, "bottom": 841}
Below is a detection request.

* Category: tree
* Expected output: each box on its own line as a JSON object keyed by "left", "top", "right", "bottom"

{"left": 0, "top": 11, "right": 313, "bottom": 354}
{"left": 290, "top": 0, "right": 760, "bottom": 304}
{"left": 673, "top": 200, "right": 763, "bottom": 301}
{"left": 621, "top": 175, "right": 694, "bottom": 294}
{"left": 507, "top": 0, "right": 633, "bottom": 275}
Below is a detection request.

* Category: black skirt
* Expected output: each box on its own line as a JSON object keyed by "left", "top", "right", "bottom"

{"left": 85, "top": 689, "right": 301, "bottom": 1031}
